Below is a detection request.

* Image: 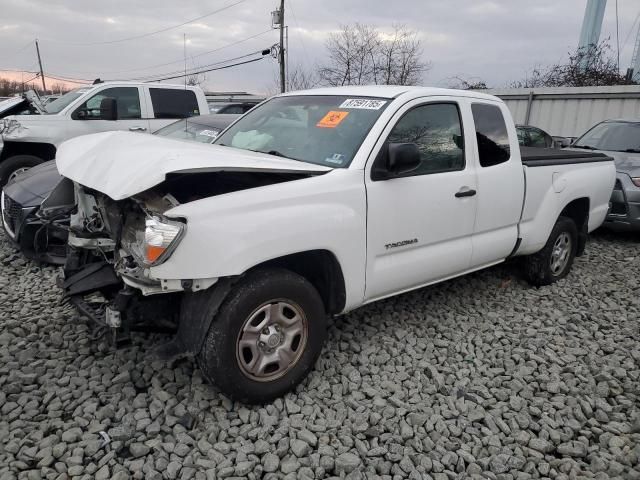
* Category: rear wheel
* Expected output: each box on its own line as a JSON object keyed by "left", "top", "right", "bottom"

{"left": 523, "top": 216, "right": 578, "bottom": 286}
{"left": 197, "top": 268, "right": 327, "bottom": 404}
{"left": 0, "top": 155, "right": 44, "bottom": 187}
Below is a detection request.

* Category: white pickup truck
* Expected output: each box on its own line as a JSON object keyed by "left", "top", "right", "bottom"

{"left": 54, "top": 86, "right": 615, "bottom": 403}
{"left": 0, "top": 81, "right": 208, "bottom": 186}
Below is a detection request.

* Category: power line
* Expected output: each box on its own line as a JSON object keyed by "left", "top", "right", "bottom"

{"left": 42, "top": 0, "right": 247, "bottom": 46}
{"left": 43, "top": 73, "right": 93, "bottom": 84}
{"left": 126, "top": 49, "right": 267, "bottom": 81}
{"left": 615, "top": 0, "right": 620, "bottom": 72}
{"left": 64, "top": 28, "right": 274, "bottom": 76}
{"left": 286, "top": 0, "right": 310, "bottom": 63}
{"left": 621, "top": 10, "right": 640, "bottom": 53}
{"left": 0, "top": 68, "right": 94, "bottom": 84}
{"left": 147, "top": 56, "right": 267, "bottom": 82}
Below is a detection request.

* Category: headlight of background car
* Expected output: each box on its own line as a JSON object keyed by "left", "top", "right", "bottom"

{"left": 632, "top": 177, "right": 640, "bottom": 187}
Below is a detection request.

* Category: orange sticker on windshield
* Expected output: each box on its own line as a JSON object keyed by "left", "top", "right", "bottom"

{"left": 316, "top": 111, "right": 349, "bottom": 128}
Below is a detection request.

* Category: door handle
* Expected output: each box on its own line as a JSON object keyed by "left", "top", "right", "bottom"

{"left": 129, "top": 126, "right": 147, "bottom": 132}
{"left": 455, "top": 188, "right": 477, "bottom": 198}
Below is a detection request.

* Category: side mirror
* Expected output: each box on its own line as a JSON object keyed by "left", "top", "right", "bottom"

{"left": 387, "top": 142, "right": 421, "bottom": 175}
{"left": 99, "top": 97, "right": 118, "bottom": 121}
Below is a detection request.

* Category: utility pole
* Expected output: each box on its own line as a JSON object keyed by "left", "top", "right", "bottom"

{"left": 279, "top": 0, "right": 285, "bottom": 93}
{"left": 35, "top": 39, "right": 46, "bottom": 93}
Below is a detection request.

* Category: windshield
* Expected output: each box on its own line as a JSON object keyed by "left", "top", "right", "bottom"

{"left": 215, "top": 95, "right": 389, "bottom": 167}
{"left": 45, "top": 87, "right": 91, "bottom": 114}
{"left": 574, "top": 121, "right": 640, "bottom": 152}
{"left": 154, "top": 118, "right": 224, "bottom": 143}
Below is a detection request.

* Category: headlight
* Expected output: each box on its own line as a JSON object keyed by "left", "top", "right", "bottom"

{"left": 632, "top": 177, "right": 640, "bottom": 187}
{"left": 142, "top": 216, "right": 185, "bottom": 266}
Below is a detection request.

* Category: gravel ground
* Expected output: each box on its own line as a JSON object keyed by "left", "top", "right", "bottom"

{"left": 0, "top": 228, "right": 639, "bottom": 480}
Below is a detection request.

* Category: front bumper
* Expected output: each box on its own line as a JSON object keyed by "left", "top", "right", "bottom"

{"left": 604, "top": 174, "right": 640, "bottom": 231}
{"left": 1, "top": 190, "right": 68, "bottom": 263}
{"left": 1, "top": 189, "right": 36, "bottom": 242}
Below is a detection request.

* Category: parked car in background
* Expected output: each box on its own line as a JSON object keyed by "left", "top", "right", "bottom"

{"left": 516, "top": 124, "right": 556, "bottom": 148}
{"left": 0, "top": 81, "right": 209, "bottom": 187}
{"left": 208, "top": 101, "right": 259, "bottom": 114}
{"left": 1, "top": 114, "right": 239, "bottom": 264}
{"left": 42, "top": 95, "right": 61, "bottom": 105}
{"left": 55, "top": 86, "right": 614, "bottom": 403}
{"left": 570, "top": 119, "right": 640, "bottom": 231}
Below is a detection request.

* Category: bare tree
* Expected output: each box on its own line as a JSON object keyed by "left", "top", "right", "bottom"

{"left": 318, "top": 24, "right": 429, "bottom": 87}
{"left": 287, "top": 63, "right": 319, "bottom": 92}
{"left": 377, "top": 25, "right": 430, "bottom": 86}
{"left": 263, "top": 63, "right": 319, "bottom": 96}
{"left": 511, "top": 40, "right": 634, "bottom": 88}
{"left": 446, "top": 75, "right": 489, "bottom": 90}
{"left": 319, "top": 24, "right": 380, "bottom": 86}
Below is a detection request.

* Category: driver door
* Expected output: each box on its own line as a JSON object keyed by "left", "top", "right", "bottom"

{"left": 364, "top": 98, "right": 478, "bottom": 302}
{"left": 70, "top": 86, "right": 150, "bottom": 136}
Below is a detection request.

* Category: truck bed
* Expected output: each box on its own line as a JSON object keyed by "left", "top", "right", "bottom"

{"left": 520, "top": 147, "right": 613, "bottom": 167}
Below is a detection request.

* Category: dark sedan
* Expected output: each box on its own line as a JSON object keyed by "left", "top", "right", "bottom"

{"left": 1, "top": 114, "right": 239, "bottom": 264}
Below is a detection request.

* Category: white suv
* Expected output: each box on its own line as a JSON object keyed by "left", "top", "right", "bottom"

{"left": 0, "top": 82, "right": 209, "bottom": 186}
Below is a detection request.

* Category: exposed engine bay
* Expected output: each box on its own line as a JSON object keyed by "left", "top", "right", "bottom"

{"left": 59, "top": 169, "right": 318, "bottom": 348}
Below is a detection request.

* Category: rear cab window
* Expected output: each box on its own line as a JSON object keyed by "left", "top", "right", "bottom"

{"left": 149, "top": 88, "right": 200, "bottom": 119}
{"left": 471, "top": 103, "right": 511, "bottom": 167}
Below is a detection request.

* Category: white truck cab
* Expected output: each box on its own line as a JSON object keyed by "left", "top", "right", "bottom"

{"left": 0, "top": 82, "right": 208, "bottom": 186}
{"left": 55, "top": 86, "right": 615, "bottom": 403}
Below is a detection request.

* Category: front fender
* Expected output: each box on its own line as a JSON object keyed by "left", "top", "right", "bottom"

{"left": 150, "top": 169, "right": 367, "bottom": 310}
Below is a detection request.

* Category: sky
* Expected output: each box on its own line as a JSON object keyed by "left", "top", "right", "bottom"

{"left": 0, "top": 0, "right": 638, "bottom": 94}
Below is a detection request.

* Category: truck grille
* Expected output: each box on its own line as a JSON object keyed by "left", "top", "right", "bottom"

{"left": 1, "top": 192, "right": 22, "bottom": 238}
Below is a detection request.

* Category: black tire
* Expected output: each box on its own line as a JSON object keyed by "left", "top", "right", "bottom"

{"left": 197, "top": 268, "right": 327, "bottom": 404}
{"left": 0, "top": 155, "right": 44, "bottom": 187}
{"left": 523, "top": 216, "right": 578, "bottom": 286}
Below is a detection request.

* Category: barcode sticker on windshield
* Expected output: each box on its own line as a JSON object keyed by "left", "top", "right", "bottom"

{"left": 339, "top": 99, "right": 387, "bottom": 110}
{"left": 198, "top": 129, "right": 219, "bottom": 138}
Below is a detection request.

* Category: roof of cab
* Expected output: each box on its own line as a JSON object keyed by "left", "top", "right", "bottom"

{"left": 80, "top": 81, "right": 202, "bottom": 90}
{"left": 280, "top": 85, "right": 501, "bottom": 102}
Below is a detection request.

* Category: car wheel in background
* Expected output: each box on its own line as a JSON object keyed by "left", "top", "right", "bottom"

{"left": 0, "top": 155, "right": 44, "bottom": 187}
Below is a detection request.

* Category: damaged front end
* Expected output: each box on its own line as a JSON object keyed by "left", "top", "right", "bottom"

{"left": 61, "top": 183, "right": 191, "bottom": 345}
{"left": 60, "top": 169, "right": 315, "bottom": 349}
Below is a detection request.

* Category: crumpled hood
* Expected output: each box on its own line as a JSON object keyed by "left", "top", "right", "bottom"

{"left": 3, "top": 160, "right": 62, "bottom": 207}
{"left": 0, "top": 97, "right": 27, "bottom": 117}
{"left": 56, "top": 131, "right": 332, "bottom": 200}
{"left": 0, "top": 91, "right": 45, "bottom": 119}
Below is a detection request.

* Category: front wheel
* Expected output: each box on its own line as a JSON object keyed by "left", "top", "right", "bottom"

{"left": 0, "top": 155, "right": 44, "bottom": 187}
{"left": 523, "top": 216, "right": 578, "bottom": 286}
{"left": 197, "top": 268, "right": 327, "bottom": 404}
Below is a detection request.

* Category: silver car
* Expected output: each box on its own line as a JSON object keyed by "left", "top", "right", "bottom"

{"left": 571, "top": 119, "right": 640, "bottom": 231}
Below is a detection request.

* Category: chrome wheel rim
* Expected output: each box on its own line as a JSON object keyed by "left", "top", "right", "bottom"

{"left": 7, "top": 167, "right": 30, "bottom": 184}
{"left": 550, "top": 232, "right": 571, "bottom": 275}
{"left": 236, "top": 300, "right": 308, "bottom": 382}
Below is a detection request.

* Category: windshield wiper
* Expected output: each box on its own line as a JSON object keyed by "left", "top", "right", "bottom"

{"left": 623, "top": 148, "right": 640, "bottom": 153}
{"left": 265, "top": 150, "right": 291, "bottom": 159}
{"left": 572, "top": 145, "right": 597, "bottom": 150}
